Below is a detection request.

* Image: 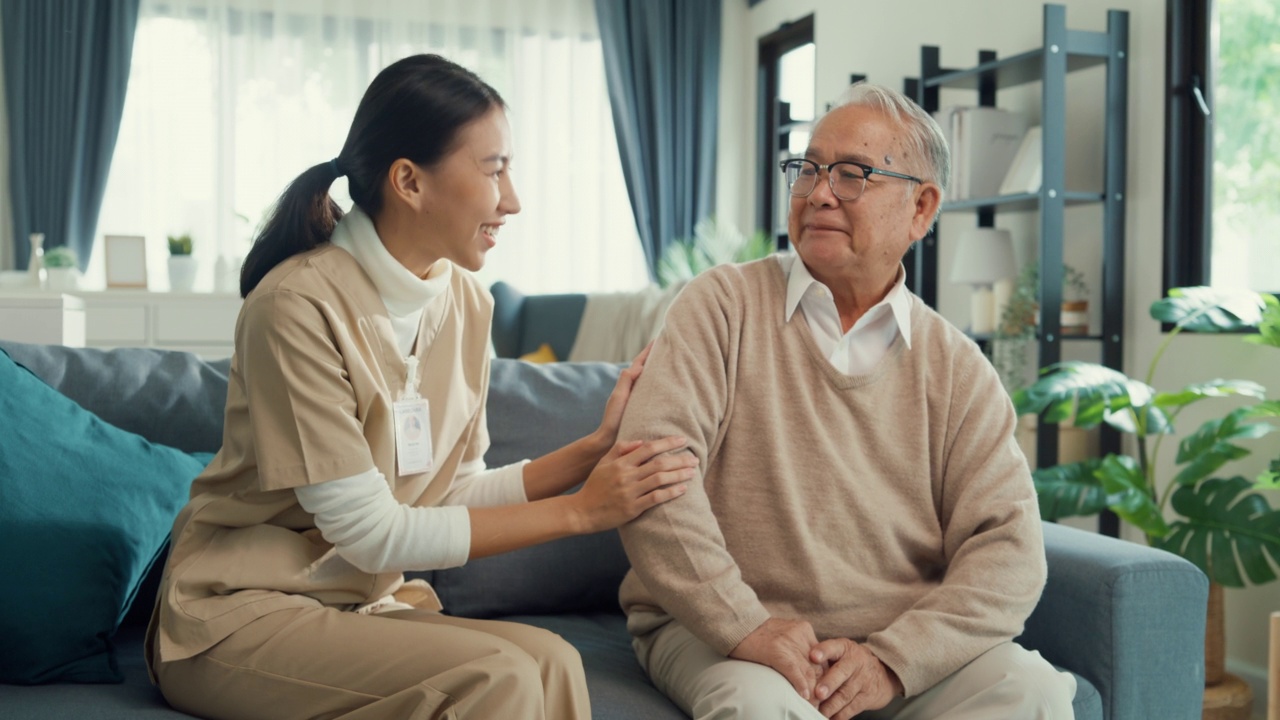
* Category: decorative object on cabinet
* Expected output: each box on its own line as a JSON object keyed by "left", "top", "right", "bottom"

{"left": 1015, "top": 287, "right": 1280, "bottom": 719}
{"left": 42, "top": 246, "right": 80, "bottom": 292}
{"left": 27, "top": 233, "right": 46, "bottom": 288}
{"left": 167, "top": 234, "right": 197, "bottom": 293}
{"left": 104, "top": 235, "right": 149, "bottom": 289}
{"left": 903, "top": 4, "right": 1128, "bottom": 539}
{"left": 950, "top": 227, "right": 1016, "bottom": 335}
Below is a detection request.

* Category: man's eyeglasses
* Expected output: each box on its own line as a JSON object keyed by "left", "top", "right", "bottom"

{"left": 779, "top": 158, "right": 923, "bottom": 202}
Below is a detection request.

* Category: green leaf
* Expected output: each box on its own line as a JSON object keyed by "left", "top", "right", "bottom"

{"left": 1156, "top": 477, "right": 1280, "bottom": 587}
{"left": 1012, "top": 362, "right": 1145, "bottom": 431}
{"left": 1245, "top": 400, "right": 1280, "bottom": 419}
{"left": 1153, "top": 379, "right": 1267, "bottom": 409}
{"left": 1244, "top": 294, "right": 1280, "bottom": 349}
{"left": 1150, "top": 287, "right": 1268, "bottom": 332}
{"left": 1173, "top": 407, "right": 1276, "bottom": 485}
{"left": 1096, "top": 455, "right": 1168, "bottom": 537}
{"left": 1255, "top": 472, "right": 1280, "bottom": 491}
{"left": 1031, "top": 460, "right": 1109, "bottom": 520}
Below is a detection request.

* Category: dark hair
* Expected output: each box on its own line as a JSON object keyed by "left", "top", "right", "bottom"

{"left": 240, "top": 54, "right": 505, "bottom": 297}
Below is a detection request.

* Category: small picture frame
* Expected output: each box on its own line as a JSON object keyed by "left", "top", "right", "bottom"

{"left": 104, "top": 235, "right": 149, "bottom": 289}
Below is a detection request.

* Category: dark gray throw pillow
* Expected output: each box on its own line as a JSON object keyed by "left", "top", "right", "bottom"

{"left": 421, "top": 358, "right": 632, "bottom": 618}
{"left": 0, "top": 340, "right": 230, "bottom": 454}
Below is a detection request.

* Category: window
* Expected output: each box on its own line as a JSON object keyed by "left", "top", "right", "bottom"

{"left": 91, "top": 0, "right": 647, "bottom": 295}
{"left": 757, "top": 15, "right": 814, "bottom": 249}
{"left": 1165, "top": 0, "right": 1280, "bottom": 294}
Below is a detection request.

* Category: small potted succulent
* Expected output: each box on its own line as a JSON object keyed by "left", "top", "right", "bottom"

{"left": 167, "top": 234, "right": 197, "bottom": 292}
{"left": 42, "top": 246, "right": 79, "bottom": 292}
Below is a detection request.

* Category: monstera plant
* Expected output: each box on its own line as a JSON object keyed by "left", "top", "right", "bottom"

{"left": 1014, "top": 287, "right": 1280, "bottom": 587}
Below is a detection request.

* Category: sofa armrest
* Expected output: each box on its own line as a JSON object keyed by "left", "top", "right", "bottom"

{"left": 1020, "top": 522, "right": 1208, "bottom": 720}
{"left": 490, "top": 281, "right": 586, "bottom": 360}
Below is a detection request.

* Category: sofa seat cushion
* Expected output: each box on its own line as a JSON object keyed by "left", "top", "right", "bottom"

{"left": 0, "top": 347, "right": 212, "bottom": 684}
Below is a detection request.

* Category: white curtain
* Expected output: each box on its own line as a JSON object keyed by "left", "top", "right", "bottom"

{"left": 91, "top": 0, "right": 648, "bottom": 294}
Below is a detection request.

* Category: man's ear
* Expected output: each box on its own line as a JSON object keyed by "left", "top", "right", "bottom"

{"left": 386, "top": 158, "right": 426, "bottom": 212}
{"left": 909, "top": 182, "right": 943, "bottom": 242}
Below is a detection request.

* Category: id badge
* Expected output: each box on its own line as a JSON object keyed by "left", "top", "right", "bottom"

{"left": 393, "top": 398, "right": 433, "bottom": 476}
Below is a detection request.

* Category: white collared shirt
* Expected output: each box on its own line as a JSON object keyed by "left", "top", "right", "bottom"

{"left": 778, "top": 254, "right": 913, "bottom": 375}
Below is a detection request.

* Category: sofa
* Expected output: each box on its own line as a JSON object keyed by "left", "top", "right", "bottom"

{"left": 0, "top": 339, "right": 1209, "bottom": 719}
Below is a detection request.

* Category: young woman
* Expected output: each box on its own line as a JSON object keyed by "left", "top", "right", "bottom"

{"left": 145, "top": 54, "right": 694, "bottom": 720}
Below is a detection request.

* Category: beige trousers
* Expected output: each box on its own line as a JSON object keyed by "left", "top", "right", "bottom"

{"left": 635, "top": 619, "right": 1077, "bottom": 720}
{"left": 154, "top": 606, "right": 591, "bottom": 720}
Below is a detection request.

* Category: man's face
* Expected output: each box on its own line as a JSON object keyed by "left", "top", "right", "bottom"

{"left": 787, "top": 104, "right": 933, "bottom": 284}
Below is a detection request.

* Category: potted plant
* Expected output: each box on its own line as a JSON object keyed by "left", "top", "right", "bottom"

{"left": 656, "top": 217, "right": 775, "bottom": 288}
{"left": 167, "top": 234, "right": 197, "bottom": 292}
{"left": 42, "top": 246, "right": 79, "bottom": 292}
{"left": 991, "top": 261, "right": 1091, "bottom": 390}
{"left": 1014, "top": 287, "right": 1280, "bottom": 701}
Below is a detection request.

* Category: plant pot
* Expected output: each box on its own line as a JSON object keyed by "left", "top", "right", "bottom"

{"left": 168, "top": 255, "right": 198, "bottom": 293}
{"left": 1061, "top": 300, "right": 1088, "bottom": 336}
{"left": 44, "top": 268, "right": 78, "bottom": 293}
{"left": 1203, "top": 582, "right": 1254, "bottom": 719}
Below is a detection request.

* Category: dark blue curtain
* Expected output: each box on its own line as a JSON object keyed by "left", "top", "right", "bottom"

{"left": 3, "top": 0, "right": 139, "bottom": 270}
{"left": 595, "top": 0, "right": 721, "bottom": 281}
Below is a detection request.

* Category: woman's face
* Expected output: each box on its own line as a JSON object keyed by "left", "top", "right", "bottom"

{"left": 420, "top": 107, "right": 521, "bottom": 272}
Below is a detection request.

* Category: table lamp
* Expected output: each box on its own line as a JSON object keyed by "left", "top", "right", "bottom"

{"left": 950, "top": 228, "right": 1016, "bottom": 334}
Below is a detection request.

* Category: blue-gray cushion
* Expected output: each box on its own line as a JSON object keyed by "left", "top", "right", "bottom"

{"left": 0, "top": 347, "right": 213, "bottom": 684}
{"left": 424, "top": 359, "right": 629, "bottom": 618}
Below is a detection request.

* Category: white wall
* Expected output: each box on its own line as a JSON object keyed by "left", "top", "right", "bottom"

{"left": 719, "top": 0, "right": 1280, "bottom": 694}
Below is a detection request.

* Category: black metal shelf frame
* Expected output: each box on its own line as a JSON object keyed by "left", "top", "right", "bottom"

{"left": 904, "top": 3, "right": 1129, "bottom": 537}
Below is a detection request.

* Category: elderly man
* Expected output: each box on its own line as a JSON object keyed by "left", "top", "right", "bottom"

{"left": 616, "top": 83, "right": 1077, "bottom": 720}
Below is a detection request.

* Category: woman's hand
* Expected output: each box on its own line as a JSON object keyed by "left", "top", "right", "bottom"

{"left": 571, "top": 435, "right": 696, "bottom": 533}
{"left": 588, "top": 344, "right": 653, "bottom": 455}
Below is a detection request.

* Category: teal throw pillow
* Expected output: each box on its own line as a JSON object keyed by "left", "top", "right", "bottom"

{"left": 0, "top": 348, "right": 211, "bottom": 684}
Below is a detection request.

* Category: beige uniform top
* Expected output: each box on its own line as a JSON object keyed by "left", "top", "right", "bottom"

{"left": 148, "top": 243, "right": 493, "bottom": 665}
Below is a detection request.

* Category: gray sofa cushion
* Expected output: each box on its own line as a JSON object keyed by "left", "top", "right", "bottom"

{"left": 0, "top": 341, "right": 229, "bottom": 454}
{"left": 424, "top": 359, "right": 631, "bottom": 618}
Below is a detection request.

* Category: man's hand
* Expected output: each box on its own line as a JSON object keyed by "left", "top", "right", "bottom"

{"left": 809, "top": 638, "right": 903, "bottom": 719}
{"left": 729, "top": 618, "right": 824, "bottom": 704}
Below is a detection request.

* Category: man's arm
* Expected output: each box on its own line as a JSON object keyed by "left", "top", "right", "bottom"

{"left": 617, "top": 272, "right": 774, "bottom": 651}
{"left": 617, "top": 269, "right": 826, "bottom": 702}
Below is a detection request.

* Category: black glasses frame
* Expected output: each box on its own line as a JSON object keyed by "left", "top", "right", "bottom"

{"left": 778, "top": 158, "right": 924, "bottom": 201}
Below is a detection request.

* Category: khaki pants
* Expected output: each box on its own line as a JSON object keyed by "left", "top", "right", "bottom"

{"left": 635, "top": 619, "right": 1077, "bottom": 720}
{"left": 154, "top": 606, "right": 590, "bottom": 720}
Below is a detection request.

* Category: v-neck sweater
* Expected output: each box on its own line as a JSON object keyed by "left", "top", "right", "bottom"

{"left": 616, "top": 257, "right": 1046, "bottom": 697}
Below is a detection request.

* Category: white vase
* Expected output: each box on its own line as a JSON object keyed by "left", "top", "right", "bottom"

{"left": 168, "top": 255, "right": 198, "bottom": 292}
{"left": 28, "top": 233, "right": 46, "bottom": 288}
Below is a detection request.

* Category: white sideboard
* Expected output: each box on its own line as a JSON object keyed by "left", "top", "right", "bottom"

{"left": 0, "top": 290, "right": 242, "bottom": 359}
{"left": 0, "top": 293, "right": 87, "bottom": 347}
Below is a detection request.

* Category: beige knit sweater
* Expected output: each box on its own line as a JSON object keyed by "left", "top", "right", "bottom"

{"left": 617, "top": 257, "right": 1046, "bottom": 697}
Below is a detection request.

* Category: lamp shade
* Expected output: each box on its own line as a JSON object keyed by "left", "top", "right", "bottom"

{"left": 950, "top": 228, "right": 1017, "bottom": 285}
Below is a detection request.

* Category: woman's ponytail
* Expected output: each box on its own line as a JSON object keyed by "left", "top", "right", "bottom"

{"left": 239, "top": 160, "right": 345, "bottom": 297}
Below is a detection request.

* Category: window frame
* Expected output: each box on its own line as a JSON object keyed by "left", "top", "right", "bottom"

{"left": 756, "top": 14, "right": 814, "bottom": 250}
{"left": 1162, "top": 0, "right": 1214, "bottom": 294}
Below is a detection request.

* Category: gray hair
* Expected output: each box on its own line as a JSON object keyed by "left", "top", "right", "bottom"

{"left": 829, "top": 82, "right": 951, "bottom": 202}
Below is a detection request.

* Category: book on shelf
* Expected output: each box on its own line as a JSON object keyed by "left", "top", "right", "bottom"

{"left": 934, "top": 106, "right": 1032, "bottom": 201}
{"left": 998, "top": 125, "right": 1042, "bottom": 195}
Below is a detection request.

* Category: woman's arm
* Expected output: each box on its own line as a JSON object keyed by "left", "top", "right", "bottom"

{"left": 520, "top": 345, "right": 653, "bottom": 501}
{"left": 469, "top": 435, "right": 694, "bottom": 558}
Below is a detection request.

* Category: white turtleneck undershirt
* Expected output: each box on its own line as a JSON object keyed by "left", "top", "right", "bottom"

{"left": 293, "top": 208, "right": 527, "bottom": 579}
